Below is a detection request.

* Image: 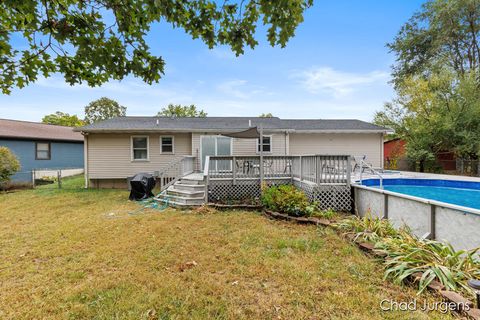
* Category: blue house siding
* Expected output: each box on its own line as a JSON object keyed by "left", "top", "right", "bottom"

{"left": 0, "top": 139, "right": 84, "bottom": 182}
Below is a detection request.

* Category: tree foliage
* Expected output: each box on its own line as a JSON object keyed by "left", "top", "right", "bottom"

{"left": 376, "top": 0, "right": 480, "bottom": 170}
{"left": 84, "top": 97, "right": 126, "bottom": 124}
{"left": 157, "top": 104, "right": 207, "bottom": 117}
{"left": 388, "top": 0, "right": 480, "bottom": 87}
{"left": 375, "top": 71, "right": 480, "bottom": 166}
{"left": 0, "top": 147, "right": 21, "bottom": 186}
{"left": 259, "top": 113, "right": 274, "bottom": 117}
{"left": 0, "top": 0, "right": 313, "bottom": 93}
{"left": 42, "top": 111, "right": 84, "bottom": 127}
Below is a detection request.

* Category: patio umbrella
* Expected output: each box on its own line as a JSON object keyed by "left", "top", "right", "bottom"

{"left": 222, "top": 126, "right": 265, "bottom": 183}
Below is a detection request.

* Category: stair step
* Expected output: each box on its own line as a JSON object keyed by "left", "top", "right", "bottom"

{"left": 155, "top": 194, "right": 205, "bottom": 206}
{"left": 166, "top": 187, "right": 204, "bottom": 197}
{"left": 177, "top": 179, "right": 204, "bottom": 185}
{"left": 173, "top": 183, "right": 205, "bottom": 191}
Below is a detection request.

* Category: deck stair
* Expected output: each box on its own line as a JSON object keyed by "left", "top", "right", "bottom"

{"left": 155, "top": 174, "right": 206, "bottom": 207}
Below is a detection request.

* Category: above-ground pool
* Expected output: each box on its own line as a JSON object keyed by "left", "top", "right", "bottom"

{"left": 360, "top": 178, "right": 480, "bottom": 210}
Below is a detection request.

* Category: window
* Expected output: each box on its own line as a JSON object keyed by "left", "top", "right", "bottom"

{"left": 131, "top": 136, "right": 149, "bottom": 161}
{"left": 160, "top": 136, "right": 174, "bottom": 154}
{"left": 35, "top": 142, "right": 51, "bottom": 160}
{"left": 257, "top": 136, "right": 272, "bottom": 153}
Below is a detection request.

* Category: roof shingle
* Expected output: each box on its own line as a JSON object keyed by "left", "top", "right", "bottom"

{"left": 76, "top": 116, "right": 387, "bottom": 133}
{"left": 0, "top": 119, "right": 84, "bottom": 142}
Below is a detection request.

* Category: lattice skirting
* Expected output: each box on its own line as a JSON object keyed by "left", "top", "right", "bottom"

{"left": 294, "top": 180, "right": 352, "bottom": 212}
{"left": 208, "top": 179, "right": 352, "bottom": 212}
{"left": 208, "top": 179, "right": 291, "bottom": 202}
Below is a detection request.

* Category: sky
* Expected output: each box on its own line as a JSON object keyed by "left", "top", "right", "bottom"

{"left": 0, "top": 0, "right": 426, "bottom": 122}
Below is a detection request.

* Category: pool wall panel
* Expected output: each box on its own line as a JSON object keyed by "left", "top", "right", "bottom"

{"left": 387, "top": 197, "right": 430, "bottom": 237}
{"left": 353, "top": 184, "right": 480, "bottom": 251}
{"left": 435, "top": 207, "right": 480, "bottom": 250}
{"left": 356, "top": 188, "right": 383, "bottom": 218}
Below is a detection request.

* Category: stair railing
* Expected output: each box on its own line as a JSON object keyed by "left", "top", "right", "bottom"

{"left": 158, "top": 156, "right": 196, "bottom": 192}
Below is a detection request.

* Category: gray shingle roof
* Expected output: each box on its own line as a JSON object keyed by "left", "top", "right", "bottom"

{"left": 76, "top": 116, "right": 386, "bottom": 133}
{"left": 0, "top": 119, "right": 84, "bottom": 142}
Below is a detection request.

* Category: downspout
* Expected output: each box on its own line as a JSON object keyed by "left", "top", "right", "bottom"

{"left": 285, "top": 131, "right": 290, "bottom": 155}
{"left": 83, "top": 132, "right": 89, "bottom": 188}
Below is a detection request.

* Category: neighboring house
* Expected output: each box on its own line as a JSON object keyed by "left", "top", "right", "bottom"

{"left": 0, "top": 119, "right": 84, "bottom": 182}
{"left": 384, "top": 138, "right": 456, "bottom": 171}
{"left": 76, "top": 116, "right": 388, "bottom": 188}
{"left": 384, "top": 138, "right": 406, "bottom": 160}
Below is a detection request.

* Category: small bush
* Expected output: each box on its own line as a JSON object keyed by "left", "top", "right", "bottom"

{"left": 261, "top": 184, "right": 317, "bottom": 217}
{"left": 312, "top": 208, "right": 338, "bottom": 220}
{"left": 0, "top": 147, "right": 20, "bottom": 188}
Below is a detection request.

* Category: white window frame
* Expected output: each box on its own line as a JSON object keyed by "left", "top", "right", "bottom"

{"left": 199, "top": 135, "right": 233, "bottom": 168}
{"left": 131, "top": 135, "right": 149, "bottom": 161}
{"left": 256, "top": 135, "right": 273, "bottom": 154}
{"left": 160, "top": 135, "right": 175, "bottom": 154}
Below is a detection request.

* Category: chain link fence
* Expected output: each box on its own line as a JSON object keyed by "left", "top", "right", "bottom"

{"left": 385, "top": 158, "right": 480, "bottom": 177}
{"left": 4, "top": 168, "right": 84, "bottom": 190}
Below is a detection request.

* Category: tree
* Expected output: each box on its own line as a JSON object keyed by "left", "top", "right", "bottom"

{"left": 0, "top": 147, "right": 20, "bottom": 187}
{"left": 157, "top": 104, "right": 207, "bottom": 117}
{"left": 84, "top": 97, "right": 126, "bottom": 124}
{"left": 259, "top": 113, "right": 274, "bottom": 117}
{"left": 42, "top": 111, "right": 84, "bottom": 127}
{"left": 388, "top": 0, "right": 480, "bottom": 87}
{"left": 1, "top": 1, "right": 313, "bottom": 94}
{"left": 374, "top": 71, "right": 480, "bottom": 171}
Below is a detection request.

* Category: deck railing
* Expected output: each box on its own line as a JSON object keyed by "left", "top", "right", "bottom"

{"left": 204, "top": 155, "right": 351, "bottom": 186}
{"left": 157, "top": 156, "right": 196, "bottom": 191}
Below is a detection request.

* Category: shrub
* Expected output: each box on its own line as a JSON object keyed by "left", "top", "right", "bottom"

{"left": 261, "top": 184, "right": 317, "bottom": 217}
{"left": 0, "top": 147, "right": 20, "bottom": 187}
{"left": 333, "top": 212, "right": 400, "bottom": 242}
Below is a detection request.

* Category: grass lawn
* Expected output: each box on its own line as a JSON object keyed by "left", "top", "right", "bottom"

{"left": 0, "top": 187, "right": 454, "bottom": 319}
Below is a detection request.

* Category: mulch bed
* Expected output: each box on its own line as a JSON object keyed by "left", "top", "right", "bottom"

{"left": 206, "top": 203, "right": 263, "bottom": 210}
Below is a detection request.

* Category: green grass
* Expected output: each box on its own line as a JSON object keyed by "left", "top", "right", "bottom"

{"left": 0, "top": 187, "right": 454, "bottom": 319}
{"left": 35, "top": 173, "right": 85, "bottom": 190}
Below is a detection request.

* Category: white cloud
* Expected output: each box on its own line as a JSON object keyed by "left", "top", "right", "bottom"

{"left": 295, "top": 67, "right": 389, "bottom": 97}
{"left": 216, "top": 79, "right": 250, "bottom": 99}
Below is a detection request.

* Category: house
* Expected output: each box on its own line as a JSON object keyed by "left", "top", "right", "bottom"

{"left": 76, "top": 116, "right": 388, "bottom": 188}
{"left": 0, "top": 119, "right": 84, "bottom": 182}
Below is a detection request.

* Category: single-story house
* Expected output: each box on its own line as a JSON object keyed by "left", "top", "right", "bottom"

{"left": 76, "top": 116, "right": 388, "bottom": 188}
{"left": 0, "top": 119, "right": 84, "bottom": 182}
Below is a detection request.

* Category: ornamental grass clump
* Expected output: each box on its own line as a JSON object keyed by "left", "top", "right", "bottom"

{"left": 376, "top": 230, "right": 480, "bottom": 295}
{"left": 333, "top": 212, "right": 400, "bottom": 243}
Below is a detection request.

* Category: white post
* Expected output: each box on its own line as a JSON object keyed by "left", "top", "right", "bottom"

{"left": 259, "top": 125, "right": 264, "bottom": 186}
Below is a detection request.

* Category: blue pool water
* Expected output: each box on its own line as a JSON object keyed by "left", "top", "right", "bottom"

{"left": 361, "top": 178, "right": 480, "bottom": 209}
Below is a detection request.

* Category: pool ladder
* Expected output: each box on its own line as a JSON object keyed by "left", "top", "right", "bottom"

{"left": 359, "top": 160, "right": 384, "bottom": 189}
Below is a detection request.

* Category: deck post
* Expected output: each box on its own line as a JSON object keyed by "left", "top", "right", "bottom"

{"left": 259, "top": 125, "right": 264, "bottom": 186}
{"left": 299, "top": 156, "right": 303, "bottom": 181}
{"left": 232, "top": 156, "right": 237, "bottom": 185}
{"left": 346, "top": 156, "right": 352, "bottom": 186}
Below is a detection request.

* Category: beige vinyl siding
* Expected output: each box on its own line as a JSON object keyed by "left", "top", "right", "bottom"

{"left": 87, "top": 133, "right": 192, "bottom": 179}
{"left": 289, "top": 133, "right": 383, "bottom": 168}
